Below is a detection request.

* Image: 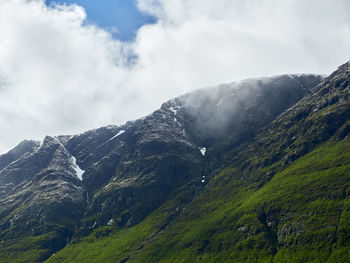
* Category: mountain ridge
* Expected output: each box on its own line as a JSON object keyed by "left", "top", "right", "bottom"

{"left": 2, "top": 68, "right": 348, "bottom": 262}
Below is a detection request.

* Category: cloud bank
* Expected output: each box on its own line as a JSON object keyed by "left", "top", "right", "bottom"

{"left": 0, "top": 0, "right": 350, "bottom": 153}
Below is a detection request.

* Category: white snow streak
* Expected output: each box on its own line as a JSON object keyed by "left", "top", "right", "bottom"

{"left": 173, "top": 117, "right": 182, "bottom": 127}
{"left": 108, "top": 130, "right": 125, "bottom": 142}
{"left": 70, "top": 156, "right": 84, "bottom": 181}
{"left": 217, "top": 98, "right": 224, "bottom": 106}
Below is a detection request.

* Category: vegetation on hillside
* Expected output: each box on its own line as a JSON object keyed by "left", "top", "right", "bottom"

{"left": 46, "top": 139, "right": 350, "bottom": 262}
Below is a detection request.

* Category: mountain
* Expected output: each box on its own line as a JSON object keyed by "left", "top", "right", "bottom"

{"left": 2, "top": 63, "right": 350, "bottom": 262}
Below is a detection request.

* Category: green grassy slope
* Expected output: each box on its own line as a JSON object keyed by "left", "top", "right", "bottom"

{"left": 6, "top": 63, "right": 350, "bottom": 262}
{"left": 46, "top": 139, "right": 350, "bottom": 263}
{"left": 0, "top": 231, "right": 65, "bottom": 263}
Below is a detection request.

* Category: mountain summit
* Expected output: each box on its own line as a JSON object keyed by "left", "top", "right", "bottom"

{"left": 1, "top": 63, "right": 350, "bottom": 262}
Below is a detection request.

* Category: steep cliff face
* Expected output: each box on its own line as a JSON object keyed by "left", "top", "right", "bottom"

{"left": 44, "top": 62, "right": 350, "bottom": 263}
{"left": 65, "top": 74, "right": 322, "bottom": 230}
{"left": 0, "top": 136, "right": 84, "bottom": 261}
{"left": 0, "top": 140, "right": 40, "bottom": 171}
{"left": 0, "top": 73, "right": 324, "bottom": 262}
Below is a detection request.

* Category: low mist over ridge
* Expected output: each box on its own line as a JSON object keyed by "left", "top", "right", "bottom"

{"left": 1, "top": 61, "right": 350, "bottom": 262}
{"left": 1, "top": 0, "right": 350, "bottom": 153}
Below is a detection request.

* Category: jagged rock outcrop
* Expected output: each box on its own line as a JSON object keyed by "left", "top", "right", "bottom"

{"left": 0, "top": 140, "right": 39, "bottom": 171}
{"left": 0, "top": 136, "right": 84, "bottom": 257}
{"left": 42, "top": 62, "right": 350, "bottom": 263}
{"left": 0, "top": 73, "right": 324, "bottom": 262}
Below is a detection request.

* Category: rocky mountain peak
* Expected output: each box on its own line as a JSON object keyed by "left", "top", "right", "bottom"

{"left": 0, "top": 140, "right": 40, "bottom": 171}
{"left": 0, "top": 71, "right": 330, "bottom": 262}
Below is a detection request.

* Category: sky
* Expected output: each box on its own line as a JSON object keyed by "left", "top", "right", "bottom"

{"left": 1, "top": 0, "right": 350, "bottom": 153}
{"left": 45, "top": 0, "right": 156, "bottom": 41}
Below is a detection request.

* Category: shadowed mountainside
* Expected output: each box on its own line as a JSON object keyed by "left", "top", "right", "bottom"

{"left": 1, "top": 67, "right": 345, "bottom": 262}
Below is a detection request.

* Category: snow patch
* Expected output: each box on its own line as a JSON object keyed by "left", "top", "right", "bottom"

{"left": 105, "top": 125, "right": 118, "bottom": 130}
{"left": 169, "top": 106, "right": 178, "bottom": 115}
{"left": 199, "top": 147, "right": 206, "bottom": 156}
{"left": 108, "top": 130, "right": 125, "bottom": 142}
{"left": 217, "top": 98, "right": 224, "bottom": 106}
{"left": 169, "top": 100, "right": 181, "bottom": 116}
{"left": 107, "top": 219, "right": 114, "bottom": 226}
{"left": 173, "top": 117, "right": 182, "bottom": 127}
{"left": 70, "top": 156, "right": 84, "bottom": 181}
{"left": 32, "top": 139, "right": 44, "bottom": 154}
{"left": 238, "top": 226, "right": 247, "bottom": 231}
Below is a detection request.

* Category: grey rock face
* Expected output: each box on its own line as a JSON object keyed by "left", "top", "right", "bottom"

{"left": 0, "top": 140, "right": 40, "bottom": 171}
{"left": 0, "top": 136, "right": 84, "bottom": 249}
{"left": 0, "top": 73, "right": 323, "bottom": 256}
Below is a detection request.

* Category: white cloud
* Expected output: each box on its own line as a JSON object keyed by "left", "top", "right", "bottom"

{"left": 1, "top": 0, "right": 350, "bottom": 153}
{"left": 0, "top": 0, "right": 130, "bottom": 152}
